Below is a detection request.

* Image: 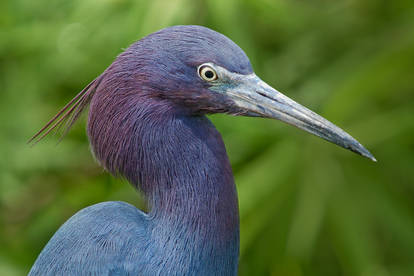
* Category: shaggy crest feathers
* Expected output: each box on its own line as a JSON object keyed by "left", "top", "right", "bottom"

{"left": 28, "top": 76, "right": 103, "bottom": 145}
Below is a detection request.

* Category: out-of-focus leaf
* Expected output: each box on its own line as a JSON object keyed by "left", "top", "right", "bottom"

{"left": 1, "top": 0, "right": 414, "bottom": 275}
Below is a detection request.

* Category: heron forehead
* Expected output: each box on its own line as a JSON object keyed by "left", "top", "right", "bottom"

{"left": 145, "top": 25, "right": 253, "bottom": 75}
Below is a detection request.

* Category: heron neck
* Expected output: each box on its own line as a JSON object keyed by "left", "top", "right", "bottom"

{"left": 88, "top": 97, "right": 239, "bottom": 272}
{"left": 144, "top": 111, "right": 240, "bottom": 267}
{"left": 145, "top": 113, "right": 239, "bottom": 215}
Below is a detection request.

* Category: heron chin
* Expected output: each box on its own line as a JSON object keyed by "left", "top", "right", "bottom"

{"left": 28, "top": 25, "right": 375, "bottom": 275}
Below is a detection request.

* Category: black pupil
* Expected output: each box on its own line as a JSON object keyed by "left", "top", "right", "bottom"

{"left": 204, "top": 70, "right": 214, "bottom": 79}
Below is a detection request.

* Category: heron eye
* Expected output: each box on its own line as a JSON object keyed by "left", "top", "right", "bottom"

{"left": 198, "top": 65, "right": 218, "bottom": 82}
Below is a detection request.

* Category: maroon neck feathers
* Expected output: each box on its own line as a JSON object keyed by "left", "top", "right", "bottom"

{"left": 87, "top": 74, "right": 239, "bottom": 237}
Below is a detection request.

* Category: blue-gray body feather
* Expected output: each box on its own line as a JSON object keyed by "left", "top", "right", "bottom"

{"left": 30, "top": 199, "right": 238, "bottom": 275}
{"left": 30, "top": 202, "right": 147, "bottom": 275}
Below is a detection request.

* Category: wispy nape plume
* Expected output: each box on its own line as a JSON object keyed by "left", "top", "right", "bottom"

{"left": 28, "top": 76, "right": 103, "bottom": 145}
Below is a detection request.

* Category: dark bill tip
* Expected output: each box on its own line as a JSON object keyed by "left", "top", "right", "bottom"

{"left": 223, "top": 73, "right": 376, "bottom": 162}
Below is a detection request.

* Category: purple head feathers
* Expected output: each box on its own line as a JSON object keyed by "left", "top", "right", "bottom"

{"left": 29, "top": 25, "right": 253, "bottom": 144}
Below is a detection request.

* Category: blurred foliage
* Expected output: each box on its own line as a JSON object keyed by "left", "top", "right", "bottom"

{"left": 1, "top": 0, "right": 414, "bottom": 275}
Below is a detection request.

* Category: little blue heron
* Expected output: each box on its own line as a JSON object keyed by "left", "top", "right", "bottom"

{"left": 28, "top": 25, "right": 375, "bottom": 275}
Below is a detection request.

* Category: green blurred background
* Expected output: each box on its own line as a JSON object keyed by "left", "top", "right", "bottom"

{"left": 1, "top": 0, "right": 414, "bottom": 275}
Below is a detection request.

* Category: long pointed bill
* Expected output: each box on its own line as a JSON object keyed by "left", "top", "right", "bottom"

{"left": 224, "top": 74, "right": 376, "bottom": 161}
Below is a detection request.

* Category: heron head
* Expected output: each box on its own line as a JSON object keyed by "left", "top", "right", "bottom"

{"left": 30, "top": 25, "right": 375, "bottom": 161}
